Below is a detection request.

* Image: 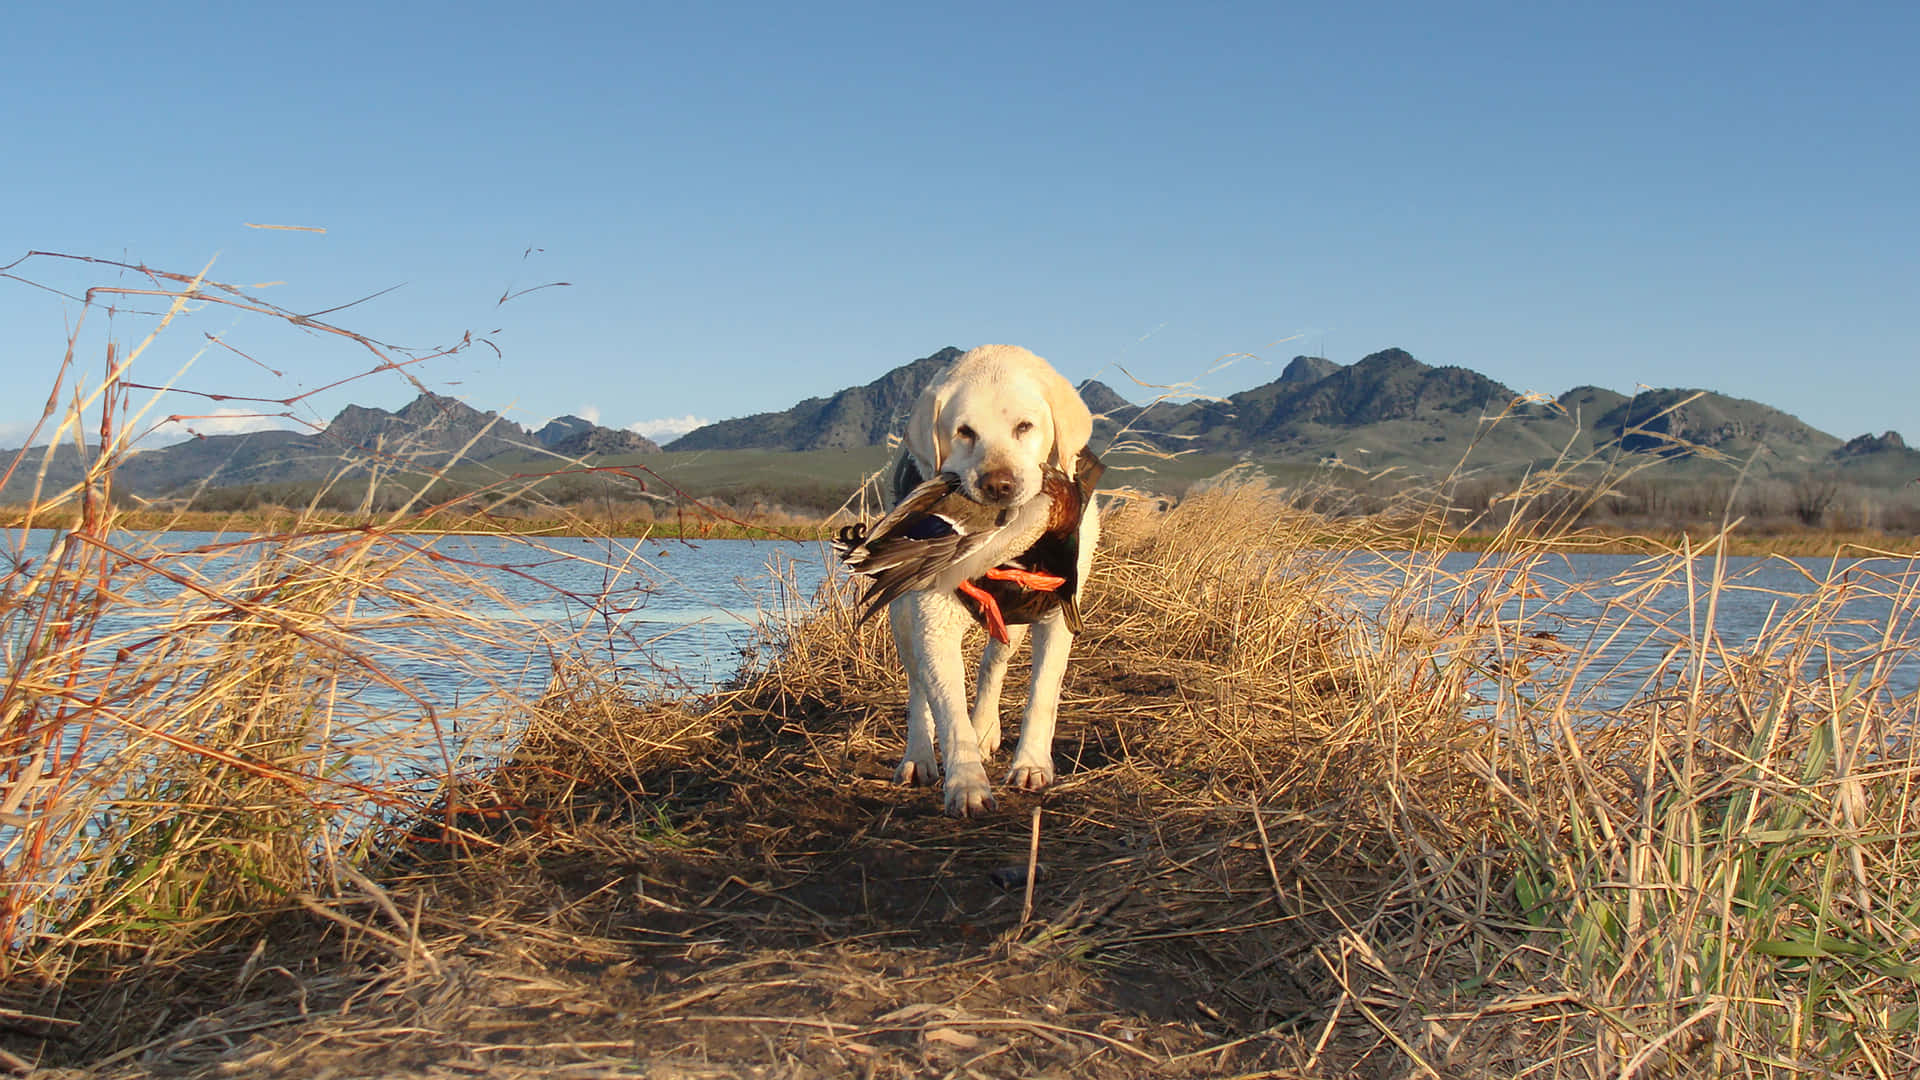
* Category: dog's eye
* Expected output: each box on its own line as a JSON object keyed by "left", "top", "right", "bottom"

{"left": 1013, "top": 420, "right": 1034, "bottom": 436}
{"left": 956, "top": 424, "right": 977, "bottom": 441}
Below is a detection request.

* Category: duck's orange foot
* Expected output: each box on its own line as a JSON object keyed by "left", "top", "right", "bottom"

{"left": 985, "top": 567, "right": 1065, "bottom": 591}
{"left": 957, "top": 579, "right": 1011, "bottom": 644}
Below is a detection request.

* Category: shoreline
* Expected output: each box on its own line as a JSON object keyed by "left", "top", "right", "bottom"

{"left": 6, "top": 506, "right": 1916, "bottom": 557}
{"left": 13, "top": 480, "right": 1918, "bottom": 1077}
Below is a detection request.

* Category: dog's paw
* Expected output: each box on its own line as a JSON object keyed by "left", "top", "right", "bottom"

{"left": 894, "top": 754, "right": 939, "bottom": 787}
{"left": 1005, "top": 758, "right": 1056, "bottom": 791}
{"left": 972, "top": 717, "right": 1002, "bottom": 757}
{"left": 942, "top": 764, "right": 997, "bottom": 817}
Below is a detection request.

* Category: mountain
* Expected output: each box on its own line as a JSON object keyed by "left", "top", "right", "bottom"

{"left": 1104, "top": 348, "right": 1525, "bottom": 459}
{"left": 668, "top": 347, "right": 964, "bottom": 451}
{"left": 533, "top": 415, "right": 597, "bottom": 448}
{"left": 1076, "top": 379, "right": 1134, "bottom": 416}
{"left": 321, "top": 392, "right": 533, "bottom": 463}
{"left": 535, "top": 415, "right": 661, "bottom": 455}
{"left": 8, "top": 346, "right": 1907, "bottom": 508}
{"left": 1, "top": 394, "right": 658, "bottom": 503}
{"left": 667, "top": 349, "right": 1146, "bottom": 453}
{"left": 1556, "top": 385, "right": 1632, "bottom": 424}
{"left": 1278, "top": 355, "right": 1343, "bottom": 385}
{"left": 1593, "top": 388, "right": 1840, "bottom": 462}
{"left": 663, "top": 345, "right": 1879, "bottom": 480}
{"left": 1824, "top": 430, "right": 1920, "bottom": 487}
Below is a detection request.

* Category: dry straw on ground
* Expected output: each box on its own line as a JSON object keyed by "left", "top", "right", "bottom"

{"left": 6, "top": 474, "right": 1914, "bottom": 1079}
{"left": 3, "top": 253, "right": 1918, "bottom": 1078}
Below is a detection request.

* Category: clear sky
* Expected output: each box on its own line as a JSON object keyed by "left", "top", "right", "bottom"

{"left": 4, "top": 1, "right": 1915, "bottom": 449}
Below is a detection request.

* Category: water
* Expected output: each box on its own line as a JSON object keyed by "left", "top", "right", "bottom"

{"left": 1340, "top": 548, "right": 1920, "bottom": 714}
{"left": 1, "top": 529, "right": 836, "bottom": 796}
{"left": 3, "top": 528, "right": 835, "bottom": 692}
{"left": 7, "top": 528, "right": 1915, "bottom": 769}
{"left": 390, "top": 532, "right": 837, "bottom": 693}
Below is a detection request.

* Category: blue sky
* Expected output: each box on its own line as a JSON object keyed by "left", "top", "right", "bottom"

{"left": 3, "top": 2, "right": 1915, "bottom": 449}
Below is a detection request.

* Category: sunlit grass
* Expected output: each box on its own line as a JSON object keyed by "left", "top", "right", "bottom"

{"left": 2, "top": 251, "right": 1915, "bottom": 1076}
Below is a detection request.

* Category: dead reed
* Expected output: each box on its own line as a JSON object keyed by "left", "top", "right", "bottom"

{"left": 22, "top": 468, "right": 1902, "bottom": 1078}
{"left": 4, "top": 253, "right": 1916, "bottom": 1077}
{"left": 0, "top": 252, "right": 775, "bottom": 1071}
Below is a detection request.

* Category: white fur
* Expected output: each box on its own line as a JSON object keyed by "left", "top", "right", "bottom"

{"left": 888, "top": 345, "right": 1099, "bottom": 816}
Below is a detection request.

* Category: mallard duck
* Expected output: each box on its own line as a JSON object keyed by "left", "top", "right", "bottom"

{"left": 836, "top": 449, "right": 1104, "bottom": 643}
{"left": 834, "top": 470, "right": 1012, "bottom": 625}
{"left": 954, "top": 448, "right": 1104, "bottom": 640}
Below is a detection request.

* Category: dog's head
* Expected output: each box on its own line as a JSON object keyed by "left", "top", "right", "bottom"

{"left": 905, "top": 344, "right": 1093, "bottom": 509}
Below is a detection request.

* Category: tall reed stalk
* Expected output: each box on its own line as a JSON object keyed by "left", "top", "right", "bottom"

{"left": 0, "top": 252, "right": 675, "bottom": 983}
{"left": 1095, "top": 466, "right": 1919, "bottom": 1074}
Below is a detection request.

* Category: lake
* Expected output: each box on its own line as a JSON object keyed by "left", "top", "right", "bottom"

{"left": 1339, "top": 548, "right": 1920, "bottom": 715}
{"left": 6, "top": 530, "right": 1915, "bottom": 772}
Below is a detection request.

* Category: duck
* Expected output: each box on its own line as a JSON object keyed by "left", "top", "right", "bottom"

{"left": 835, "top": 449, "right": 1104, "bottom": 644}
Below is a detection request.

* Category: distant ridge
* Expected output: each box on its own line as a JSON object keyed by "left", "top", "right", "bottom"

{"left": 656, "top": 344, "right": 1891, "bottom": 482}
{"left": 668, "top": 347, "right": 965, "bottom": 451}
{"left": 1, "top": 393, "right": 659, "bottom": 502}
{"left": 5, "top": 346, "right": 1908, "bottom": 504}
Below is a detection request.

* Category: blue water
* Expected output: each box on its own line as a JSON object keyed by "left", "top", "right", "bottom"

{"left": 0, "top": 529, "right": 837, "bottom": 795}
{"left": 1339, "top": 548, "right": 1920, "bottom": 714}
{"left": 5, "top": 528, "right": 1914, "bottom": 782}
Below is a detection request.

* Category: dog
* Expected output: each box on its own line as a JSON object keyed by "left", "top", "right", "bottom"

{"left": 854, "top": 344, "right": 1099, "bottom": 817}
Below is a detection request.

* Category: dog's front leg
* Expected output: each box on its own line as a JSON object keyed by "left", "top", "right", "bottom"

{"left": 970, "top": 622, "right": 1028, "bottom": 757}
{"left": 889, "top": 607, "right": 939, "bottom": 786}
{"left": 897, "top": 592, "right": 995, "bottom": 816}
{"left": 1005, "top": 609, "right": 1071, "bottom": 790}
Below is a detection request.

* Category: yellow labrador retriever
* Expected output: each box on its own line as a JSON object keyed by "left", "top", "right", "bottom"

{"left": 883, "top": 344, "right": 1098, "bottom": 816}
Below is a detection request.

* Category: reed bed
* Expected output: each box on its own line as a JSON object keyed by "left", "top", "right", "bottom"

{"left": 5, "top": 471, "right": 1905, "bottom": 1078}
{"left": 0, "top": 251, "right": 756, "bottom": 1074}
{"left": 5, "top": 255, "right": 1918, "bottom": 1078}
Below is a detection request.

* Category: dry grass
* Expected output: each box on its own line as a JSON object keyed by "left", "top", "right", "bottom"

{"left": 2, "top": 474, "right": 1908, "bottom": 1078}
{"left": 3, "top": 253, "right": 1917, "bottom": 1078}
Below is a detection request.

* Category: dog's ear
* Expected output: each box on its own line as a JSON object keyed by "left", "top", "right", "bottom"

{"left": 1039, "top": 369, "right": 1094, "bottom": 471}
{"left": 905, "top": 379, "right": 954, "bottom": 471}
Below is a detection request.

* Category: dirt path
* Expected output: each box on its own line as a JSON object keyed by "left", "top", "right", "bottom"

{"left": 49, "top": 646, "right": 1442, "bottom": 1079}
{"left": 31, "top": 497, "right": 1564, "bottom": 1079}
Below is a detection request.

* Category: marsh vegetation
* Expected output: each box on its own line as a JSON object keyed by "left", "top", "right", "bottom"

{"left": 2, "top": 255, "right": 1916, "bottom": 1078}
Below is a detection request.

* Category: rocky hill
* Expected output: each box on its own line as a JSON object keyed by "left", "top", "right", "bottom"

{"left": 669, "top": 345, "right": 1898, "bottom": 485}
{"left": 1593, "top": 387, "right": 1840, "bottom": 461}
{"left": 1, "top": 395, "right": 659, "bottom": 503}
{"left": 533, "top": 414, "right": 659, "bottom": 456}
{"left": 668, "top": 347, "right": 964, "bottom": 452}
{"left": 668, "top": 346, "right": 1141, "bottom": 453}
{"left": 7, "top": 345, "right": 1907, "bottom": 506}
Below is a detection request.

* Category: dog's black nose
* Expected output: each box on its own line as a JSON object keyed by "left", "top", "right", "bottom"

{"left": 979, "top": 468, "right": 1016, "bottom": 502}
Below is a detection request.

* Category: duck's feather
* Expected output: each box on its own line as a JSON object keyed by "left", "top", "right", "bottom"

{"left": 837, "top": 448, "right": 1105, "bottom": 635}
{"left": 834, "top": 471, "right": 1011, "bottom": 624}
{"left": 953, "top": 449, "right": 1104, "bottom": 633}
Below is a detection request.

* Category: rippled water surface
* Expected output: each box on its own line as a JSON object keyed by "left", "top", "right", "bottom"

{"left": 1340, "top": 548, "right": 1920, "bottom": 713}
{"left": 10, "top": 529, "right": 1915, "bottom": 744}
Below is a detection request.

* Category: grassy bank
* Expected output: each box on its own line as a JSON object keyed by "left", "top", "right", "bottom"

{"left": 11, "top": 503, "right": 1916, "bottom": 558}
{"left": 4, "top": 476, "right": 1915, "bottom": 1078}
{"left": 5, "top": 253, "right": 1918, "bottom": 1077}
{"left": 1448, "top": 524, "right": 1920, "bottom": 557}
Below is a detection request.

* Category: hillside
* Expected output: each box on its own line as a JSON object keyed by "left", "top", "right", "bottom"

{"left": 7, "top": 345, "right": 1910, "bottom": 511}
{"left": 548, "top": 346, "right": 1914, "bottom": 493}
{"left": 667, "top": 347, "right": 965, "bottom": 452}
{"left": 1, "top": 395, "right": 658, "bottom": 503}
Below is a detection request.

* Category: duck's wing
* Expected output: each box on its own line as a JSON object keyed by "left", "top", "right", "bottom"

{"left": 837, "top": 473, "right": 1006, "bottom": 623}
{"left": 839, "top": 472, "right": 958, "bottom": 555}
{"left": 1073, "top": 448, "right": 1106, "bottom": 498}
